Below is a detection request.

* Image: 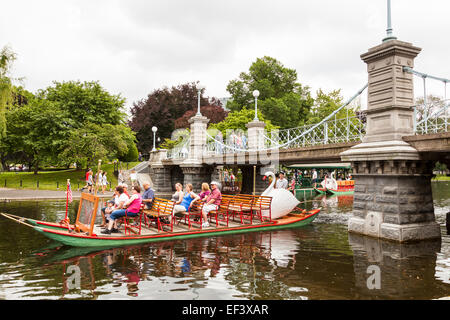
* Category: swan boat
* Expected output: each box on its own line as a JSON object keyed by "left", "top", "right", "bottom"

{"left": 1, "top": 174, "right": 320, "bottom": 248}
{"left": 315, "top": 172, "right": 355, "bottom": 195}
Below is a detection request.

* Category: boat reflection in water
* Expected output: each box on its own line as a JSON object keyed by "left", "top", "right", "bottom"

{"left": 34, "top": 223, "right": 450, "bottom": 300}
{"left": 39, "top": 230, "right": 307, "bottom": 299}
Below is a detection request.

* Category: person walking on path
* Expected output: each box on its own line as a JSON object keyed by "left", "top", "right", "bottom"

{"left": 102, "top": 171, "right": 108, "bottom": 194}
{"left": 118, "top": 170, "right": 125, "bottom": 185}
{"left": 130, "top": 169, "right": 138, "bottom": 187}
{"left": 94, "top": 170, "right": 103, "bottom": 194}
{"left": 81, "top": 168, "right": 91, "bottom": 192}
{"left": 87, "top": 169, "right": 94, "bottom": 193}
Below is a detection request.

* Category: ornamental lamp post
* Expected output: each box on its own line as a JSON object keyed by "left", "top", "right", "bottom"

{"left": 383, "top": 0, "right": 397, "bottom": 42}
{"left": 152, "top": 126, "right": 158, "bottom": 152}
{"left": 253, "top": 90, "right": 260, "bottom": 121}
{"left": 196, "top": 83, "right": 206, "bottom": 116}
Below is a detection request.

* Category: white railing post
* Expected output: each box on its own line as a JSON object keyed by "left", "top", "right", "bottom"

{"left": 413, "top": 106, "right": 417, "bottom": 134}
{"left": 346, "top": 108, "right": 350, "bottom": 142}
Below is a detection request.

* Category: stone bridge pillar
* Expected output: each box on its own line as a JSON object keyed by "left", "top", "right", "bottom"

{"left": 246, "top": 120, "right": 266, "bottom": 150}
{"left": 149, "top": 149, "right": 172, "bottom": 193}
{"left": 341, "top": 39, "right": 441, "bottom": 242}
{"left": 187, "top": 114, "right": 209, "bottom": 164}
{"left": 180, "top": 114, "right": 212, "bottom": 192}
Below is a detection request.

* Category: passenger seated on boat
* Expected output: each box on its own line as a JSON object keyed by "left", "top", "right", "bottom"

{"left": 201, "top": 181, "right": 222, "bottom": 228}
{"left": 142, "top": 183, "right": 155, "bottom": 209}
{"left": 173, "top": 184, "right": 200, "bottom": 220}
{"left": 102, "top": 200, "right": 115, "bottom": 224}
{"left": 120, "top": 183, "right": 130, "bottom": 197}
{"left": 199, "top": 183, "right": 211, "bottom": 201}
{"left": 100, "top": 186, "right": 128, "bottom": 227}
{"left": 101, "top": 186, "right": 142, "bottom": 235}
{"left": 172, "top": 183, "right": 184, "bottom": 204}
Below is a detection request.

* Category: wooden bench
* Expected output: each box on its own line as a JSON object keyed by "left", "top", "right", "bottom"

{"left": 211, "top": 196, "right": 232, "bottom": 227}
{"left": 142, "top": 197, "right": 175, "bottom": 232}
{"left": 225, "top": 194, "right": 272, "bottom": 223}
{"left": 250, "top": 195, "right": 272, "bottom": 222}
{"left": 187, "top": 201, "right": 205, "bottom": 229}
{"left": 228, "top": 195, "right": 254, "bottom": 224}
{"left": 119, "top": 204, "right": 145, "bottom": 235}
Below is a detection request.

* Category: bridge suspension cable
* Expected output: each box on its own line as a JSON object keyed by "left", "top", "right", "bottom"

{"left": 403, "top": 67, "right": 450, "bottom": 134}
{"left": 203, "top": 83, "right": 368, "bottom": 153}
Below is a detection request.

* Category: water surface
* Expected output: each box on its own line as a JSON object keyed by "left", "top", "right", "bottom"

{"left": 0, "top": 182, "right": 449, "bottom": 300}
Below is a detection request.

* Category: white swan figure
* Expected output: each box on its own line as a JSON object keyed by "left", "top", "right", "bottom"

{"left": 321, "top": 171, "right": 338, "bottom": 190}
{"left": 326, "top": 171, "right": 338, "bottom": 190}
{"left": 261, "top": 172, "right": 300, "bottom": 219}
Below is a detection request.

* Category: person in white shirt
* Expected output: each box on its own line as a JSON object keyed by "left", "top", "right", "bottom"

{"left": 312, "top": 169, "right": 318, "bottom": 187}
{"left": 130, "top": 169, "right": 138, "bottom": 187}
{"left": 101, "top": 171, "right": 108, "bottom": 194}
{"left": 275, "top": 172, "right": 288, "bottom": 189}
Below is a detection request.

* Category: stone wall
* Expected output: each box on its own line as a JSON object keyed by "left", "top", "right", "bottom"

{"left": 349, "top": 160, "right": 441, "bottom": 242}
{"left": 149, "top": 166, "right": 172, "bottom": 193}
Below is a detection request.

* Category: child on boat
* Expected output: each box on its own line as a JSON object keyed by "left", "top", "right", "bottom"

{"left": 101, "top": 185, "right": 142, "bottom": 235}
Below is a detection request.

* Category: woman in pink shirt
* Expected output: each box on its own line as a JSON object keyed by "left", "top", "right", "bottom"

{"left": 102, "top": 185, "right": 142, "bottom": 234}
{"left": 199, "top": 183, "right": 211, "bottom": 201}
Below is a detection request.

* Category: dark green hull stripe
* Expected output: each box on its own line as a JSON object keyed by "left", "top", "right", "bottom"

{"left": 34, "top": 215, "right": 317, "bottom": 248}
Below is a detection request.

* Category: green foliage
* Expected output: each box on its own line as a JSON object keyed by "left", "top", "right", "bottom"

{"left": 0, "top": 46, "right": 17, "bottom": 139}
{"left": 226, "top": 56, "right": 313, "bottom": 129}
{"left": 0, "top": 77, "right": 138, "bottom": 172}
{"left": 210, "top": 107, "right": 278, "bottom": 135}
{"left": 121, "top": 141, "right": 139, "bottom": 162}
{"left": 37, "top": 80, "right": 127, "bottom": 127}
{"left": 259, "top": 92, "right": 311, "bottom": 128}
{"left": 59, "top": 123, "right": 138, "bottom": 168}
{"left": 4, "top": 98, "right": 73, "bottom": 173}
{"left": 160, "top": 137, "right": 182, "bottom": 150}
{"left": 306, "top": 89, "right": 359, "bottom": 125}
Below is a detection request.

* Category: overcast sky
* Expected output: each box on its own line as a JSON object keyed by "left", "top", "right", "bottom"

{"left": 1, "top": 0, "right": 449, "bottom": 113}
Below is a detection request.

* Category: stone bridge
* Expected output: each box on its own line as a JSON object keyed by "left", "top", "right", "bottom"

{"left": 144, "top": 11, "right": 449, "bottom": 243}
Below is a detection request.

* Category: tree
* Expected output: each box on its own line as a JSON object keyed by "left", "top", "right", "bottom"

{"left": 59, "top": 123, "right": 138, "bottom": 169}
{"left": 4, "top": 99, "right": 73, "bottom": 173}
{"left": 1, "top": 82, "right": 137, "bottom": 172}
{"left": 306, "top": 89, "right": 346, "bottom": 125}
{"left": 226, "top": 56, "right": 313, "bottom": 129}
{"left": 0, "top": 46, "right": 18, "bottom": 139}
{"left": 129, "top": 82, "right": 217, "bottom": 152}
{"left": 37, "top": 80, "right": 127, "bottom": 128}
{"left": 174, "top": 104, "right": 228, "bottom": 129}
{"left": 209, "top": 107, "right": 278, "bottom": 135}
{"left": 415, "top": 94, "right": 446, "bottom": 123}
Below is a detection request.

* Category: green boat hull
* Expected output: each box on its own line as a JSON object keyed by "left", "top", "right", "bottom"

{"left": 313, "top": 188, "right": 327, "bottom": 195}
{"left": 33, "top": 216, "right": 316, "bottom": 248}
{"left": 326, "top": 189, "right": 354, "bottom": 196}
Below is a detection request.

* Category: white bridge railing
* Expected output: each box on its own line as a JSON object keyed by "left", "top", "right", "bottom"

{"left": 165, "top": 68, "right": 449, "bottom": 159}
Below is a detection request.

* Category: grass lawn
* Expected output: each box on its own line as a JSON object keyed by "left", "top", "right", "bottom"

{"left": 433, "top": 175, "right": 450, "bottom": 181}
{"left": 0, "top": 162, "right": 141, "bottom": 191}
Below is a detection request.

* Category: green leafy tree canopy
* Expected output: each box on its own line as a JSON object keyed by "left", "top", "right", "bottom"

{"left": 226, "top": 56, "right": 313, "bottom": 129}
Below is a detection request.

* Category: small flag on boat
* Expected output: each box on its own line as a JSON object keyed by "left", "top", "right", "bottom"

{"left": 67, "top": 181, "right": 73, "bottom": 203}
